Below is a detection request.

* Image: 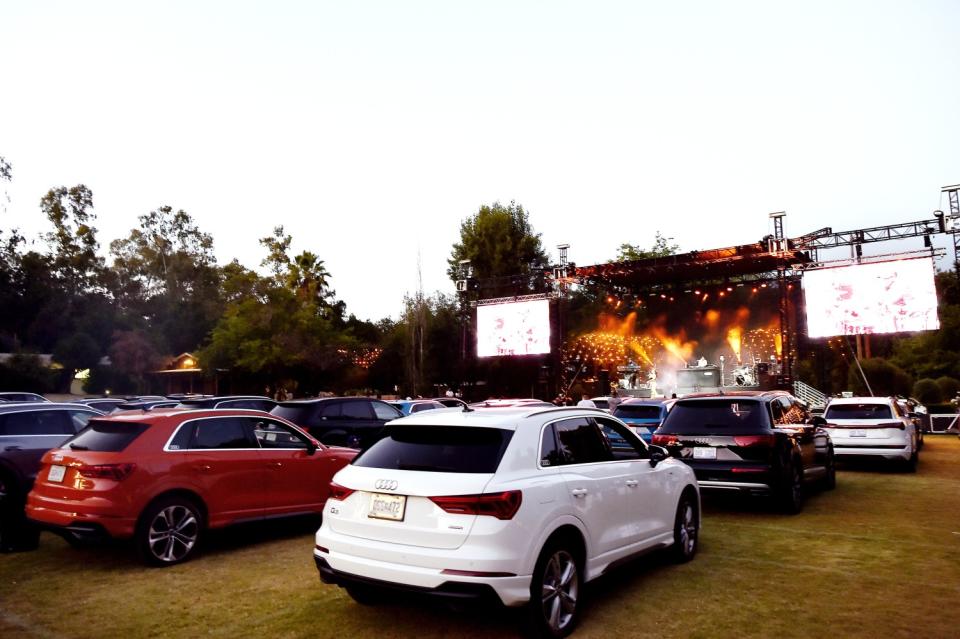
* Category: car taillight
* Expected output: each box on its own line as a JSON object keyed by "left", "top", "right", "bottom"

{"left": 430, "top": 491, "right": 523, "bottom": 520}
{"left": 733, "top": 435, "right": 776, "bottom": 447}
{"left": 652, "top": 434, "right": 678, "bottom": 446}
{"left": 77, "top": 463, "right": 136, "bottom": 480}
{"left": 328, "top": 482, "right": 355, "bottom": 501}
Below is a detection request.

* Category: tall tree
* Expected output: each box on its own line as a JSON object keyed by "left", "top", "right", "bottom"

{"left": 40, "top": 185, "right": 102, "bottom": 293}
{"left": 612, "top": 231, "right": 680, "bottom": 262}
{"left": 447, "top": 201, "right": 549, "bottom": 288}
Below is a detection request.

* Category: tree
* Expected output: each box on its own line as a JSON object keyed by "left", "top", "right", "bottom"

{"left": 108, "top": 330, "right": 163, "bottom": 394}
{"left": 612, "top": 232, "right": 679, "bottom": 262}
{"left": 912, "top": 378, "right": 941, "bottom": 405}
{"left": 447, "top": 201, "right": 549, "bottom": 290}
{"left": 847, "top": 358, "right": 912, "bottom": 397}
{"left": 40, "top": 185, "right": 102, "bottom": 293}
{"left": 935, "top": 376, "right": 960, "bottom": 402}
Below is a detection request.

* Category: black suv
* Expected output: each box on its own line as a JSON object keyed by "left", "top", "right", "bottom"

{"left": 652, "top": 391, "right": 835, "bottom": 513}
{"left": 271, "top": 397, "right": 403, "bottom": 448}
{"left": 0, "top": 402, "right": 102, "bottom": 550}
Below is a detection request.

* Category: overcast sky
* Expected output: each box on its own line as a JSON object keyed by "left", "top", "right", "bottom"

{"left": 2, "top": 1, "right": 958, "bottom": 322}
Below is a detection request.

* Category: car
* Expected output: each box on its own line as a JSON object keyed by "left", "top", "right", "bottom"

{"left": 387, "top": 399, "right": 446, "bottom": 415}
{"left": 0, "top": 392, "right": 49, "bottom": 403}
{"left": 816, "top": 396, "right": 920, "bottom": 471}
{"left": 26, "top": 408, "right": 357, "bottom": 565}
{"left": 271, "top": 397, "right": 403, "bottom": 448}
{"left": 73, "top": 398, "right": 130, "bottom": 413}
{"left": 468, "top": 398, "right": 555, "bottom": 409}
{"left": 894, "top": 397, "right": 925, "bottom": 448}
{"left": 112, "top": 399, "right": 182, "bottom": 412}
{"left": 313, "top": 404, "right": 700, "bottom": 637}
{"left": 0, "top": 402, "right": 102, "bottom": 550}
{"left": 613, "top": 399, "right": 671, "bottom": 443}
{"left": 175, "top": 395, "right": 277, "bottom": 412}
{"left": 652, "top": 391, "right": 835, "bottom": 513}
{"left": 432, "top": 397, "right": 469, "bottom": 409}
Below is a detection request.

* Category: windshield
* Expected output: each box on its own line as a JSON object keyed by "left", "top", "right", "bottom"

{"left": 352, "top": 426, "right": 514, "bottom": 473}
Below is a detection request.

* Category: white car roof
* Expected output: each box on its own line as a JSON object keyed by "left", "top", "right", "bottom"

{"left": 384, "top": 405, "right": 609, "bottom": 431}
{"left": 827, "top": 397, "right": 894, "bottom": 406}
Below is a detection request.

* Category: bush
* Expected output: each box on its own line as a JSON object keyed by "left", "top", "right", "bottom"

{"left": 912, "top": 378, "right": 942, "bottom": 405}
{"left": 935, "top": 376, "right": 960, "bottom": 402}
{"left": 0, "top": 354, "right": 57, "bottom": 393}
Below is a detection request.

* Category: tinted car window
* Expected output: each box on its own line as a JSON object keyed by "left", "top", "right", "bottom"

{"left": 342, "top": 401, "right": 373, "bottom": 420}
{"left": 353, "top": 426, "right": 513, "bottom": 473}
{"left": 0, "top": 410, "right": 74, "bottom": 436}
{"left": 190, "top": 418, "right": 256, "bottom": 449}
{"left": 65, "top": 420, "right": 150, "bottom": 452}
{"left": 540, "top": 424, "right": 563, "bottom": 467}
{"left": 659, "top": 400, "right": 769, "bottom": 434}
{"left": 218, "top": 399, "right": 275, "bottom": 411}
{"left": 373, "top": 402, "right": 402, "bottom": 420}
{"left": 824, "top": 404, "right": 893, "bottom": 420}
{"left": 554, "top": 417, "right": 612, "bottom": 464}
{"left": 250, "top": 418, "right": 310, "bottom": 449}
{"left": 319, "top": 402, "right": 342, "bottom": 419}
{"left": 614, "top": 405, "right": 663, "bottom": 420}
{"left": 69, "top": 410, "right": 97, "bottom": 431}
{"left": 595, "top": 417, "right": 647, "bottom": 459}
{"left": 270, "top": 404, "right": 311, "bottom": 424}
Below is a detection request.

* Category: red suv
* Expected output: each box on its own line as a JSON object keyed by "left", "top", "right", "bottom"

{"left": 26, "top": 409, "right": 356, "bottom": 565}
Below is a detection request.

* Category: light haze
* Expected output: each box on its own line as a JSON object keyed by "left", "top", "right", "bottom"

{"left": 2, "top": 1, "right": 958, "bottom": 322}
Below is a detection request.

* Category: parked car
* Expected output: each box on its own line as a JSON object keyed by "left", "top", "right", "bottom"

{"left": 432, "top": 397, "right": 469, "bottom": 409}
{"left": 113, "top": 399, "right": 182, "bottom": 412}
{"left": 652, "top": 391, "right": 835, "bottom": 513}
{"left": 271, "top": 397, "right": 403, "bottom": 448}
{"left": 314, "top": 405, "right": 699, "bottom": 637}
{"left": 894, "top": 397, "right": 925, "bottom": 448}
{"left": 0, "top": 392, "right": 49, "bottom": 403}
{"left": 468, "top": 398, "right": 554, "bottom": 409}
{"left": 613, "top": 399, "right": 671, "bottom": 443}
{"left": 26, "top": 408, "right": 357, "bottom": 565}
{"left": 74, "top": 398, "right": 130, "bottom": 413}
{"left": 816, "top": 396, "right": 920, "bottom": 472}
{"left": 0, "top": 403, "right": 102, "bottom": 550}
{"left": 387, "top": 399, "right": 446, "bottom": 415}
{"left": 176, "top": 395, "right": 277, "bottom": 412}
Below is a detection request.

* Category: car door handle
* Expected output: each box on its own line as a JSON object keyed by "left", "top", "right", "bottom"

{"left": 4, "top": 445, "right": 22, "bottom": 451}
{"left": 195, "top": 464, "right": 213, "bottom": 472}
{"left": 571, "top": 488, "right": 588, "bottom": 498}
{"left": 267, "top": 462, "right": 283, "bottom": 468}
{"left": 625, "top": 480, "right": 638, "bottom": 487}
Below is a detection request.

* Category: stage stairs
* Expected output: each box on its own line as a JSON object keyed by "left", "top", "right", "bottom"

{"left": 793, "top": 380, "right": 828, "bottom": 408}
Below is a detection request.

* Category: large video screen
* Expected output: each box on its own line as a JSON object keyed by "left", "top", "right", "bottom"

{"left": 803, "top": 258, "right": 940, "bottom": 338}
{"left": 476, "top": 299, "right": 551, "bottom": 357}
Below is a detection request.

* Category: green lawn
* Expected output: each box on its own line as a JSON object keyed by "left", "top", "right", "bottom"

{"left": 3, "top": 437, "right": 959, "bottom": 638}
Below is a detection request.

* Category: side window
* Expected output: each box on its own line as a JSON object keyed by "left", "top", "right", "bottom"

{"left": 168, "top": 422, "right": 194, "bottom": 450}
{"left": 0, "top": 411, "right": 73, "bottom": 436}
{"left": 69, "top": 411, "right": 96, "bottom": 432}
{"left": 342, "top": 401, "right": 374, "bottom": 420}
{"left": 595, "top": 417, "right": 647, "bottom": 459}
{"left": 770, "top": 399, "right": 786, "bottom": 425}
{"left": 554, "top": 417, "right": 612, "bottom": 465}
{"left": 540, "top": 424, "right": 563, "bottom": 467}
{"left": 190, "top": 418, "right": 256, "bottom": 449}
{"left": 318, "top": 402, "right": 342, "bottom": 419}
{"left": 373, "top": 401, "right": 403, "bottom": 420}
{"left": 251, "top": 418, "right": 310, "bottom": 449}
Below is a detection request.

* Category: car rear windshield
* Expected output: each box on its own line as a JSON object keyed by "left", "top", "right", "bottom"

{"left": 352, "top": 426, "right": 514, "bottom": 473}
{"left": 64, "top": 420, "right": 150, "bottom": 452}
{"left": 658, "top": 399, "right": 769, "bottom": 434}
{"left": 614, "top": 405, "right": 662, "bottom": 420}
{"left": 825, "top": 404, "right": 893, "bottom": 420}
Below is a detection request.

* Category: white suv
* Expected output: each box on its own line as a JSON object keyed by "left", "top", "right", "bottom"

{"left": 819, "top": 397, "right": 919, "bottom": 471}
{"left": 313, "top": 405, "right": 699, "bottom": 637}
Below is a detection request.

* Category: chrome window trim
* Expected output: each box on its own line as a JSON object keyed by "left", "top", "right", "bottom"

{"left": 162, "top": 414, "right": 316, "bottom": 452}
{"left": 536, "top": 412, "right": 647, "bottom": 470}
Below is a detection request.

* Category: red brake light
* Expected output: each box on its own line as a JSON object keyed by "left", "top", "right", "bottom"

{"left": 328, "top": 482, "right": 355, "bottom": 501}
{"left": 652, "top": 434, "right": 678, "bottom": 446}
{"left": 733, "top": 435, "right": 776, "bottom": 447}
{"left": 77, "top": 463, "right": 136, "bottom": 481}
{"left": 430, "top": 491, "right": 522, "bottom": 520}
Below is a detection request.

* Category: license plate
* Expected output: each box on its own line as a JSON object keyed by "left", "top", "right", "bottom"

{"left": 48, "top": 464, "right": 66, "bottom": 483}
{"left": 850, "top": 429, "right": 867, "bottom": 437}
{"left": 368, "top": 493, "right": 406, "bottom": 521}
{"left": 693, "top": 447, "right": 717, "bottom": 460}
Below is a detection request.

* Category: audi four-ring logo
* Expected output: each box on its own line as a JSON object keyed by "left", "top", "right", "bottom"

{"left": 375, "top": 479, "right": 398, "bottom": 491}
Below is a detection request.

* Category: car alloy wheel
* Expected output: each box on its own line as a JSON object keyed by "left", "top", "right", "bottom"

{"left": 138, "top": 498, "right": 202, "bottom": 566}
{"left": 538, "top": 548, "right": 579, "bottom": 636}
{"left": 779, "top": 462, "right": 803, "bottom": 514}
{"left": 672, "top": 494, "right": 699, "bottom": 562}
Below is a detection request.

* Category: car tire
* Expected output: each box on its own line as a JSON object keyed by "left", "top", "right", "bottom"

{"left": 136, "top": 496, "right": 204, "bottom": 567}
{"left": 526, "top": 539, "right": 582, "bottom": 638}
{"left": 777, "top": 460, "right": 804, "bottom": 514}
{"left": 669, "top": 491, "right": 699, "bottom": 563}
{"left": 0, "top": 473, "right": 38, "bottom": 553}
{"left": 903, "top": 448, "right": 918, "bottom": 474}
{"left": 345, "top": 584, "right": 387, "bottom": 606}
{"left": 822, "top": 450, "right": 837, "bottom": 490}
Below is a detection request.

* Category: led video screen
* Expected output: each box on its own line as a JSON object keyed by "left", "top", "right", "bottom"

{"left": 476, "top": 299, "right": 551, "bottom": 357}
{"left": 803, "top": 258, "right": 940, "bottom": 338}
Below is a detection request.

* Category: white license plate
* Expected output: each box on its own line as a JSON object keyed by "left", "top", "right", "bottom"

{"left": 850, "top": 429, "right": 867, "bottom": 437}
{"left": 693, "top": 447, "right": 717, "bottom": 460}
{"left": 368, "top": 493, "right": 406, "bottom": 521}
{"left": 48, "top": 464, "right": 66, "bottom": 483}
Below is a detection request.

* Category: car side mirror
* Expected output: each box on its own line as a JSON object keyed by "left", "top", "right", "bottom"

{"left": 810, "top": 416, "right": 827, "bottom": 427}
{"left": 306, "top": 441, "right": 318, "bottom": 456}
{"left": 649, "top": 445, "right": 669, "bottom": 467}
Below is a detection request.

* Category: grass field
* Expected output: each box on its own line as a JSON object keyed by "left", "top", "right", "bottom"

{"left": 2, "top": 436, "right": 959, "bottom": 638}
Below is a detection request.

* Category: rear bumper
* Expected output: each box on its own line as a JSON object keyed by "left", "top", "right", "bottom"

{"left": 25, "top": 496, "right": 136, "bottom": 539}
{"left": 314, "top": 555, "right": 505, "bottom": 605}
{"left": 697, "top": 480, "right": 771, "bottom": 494}
{"left": 687, "top": 462, "right": 777, "bottom": 494}
{"left": 833, "top": 445, "right": 911, "bottom": 461}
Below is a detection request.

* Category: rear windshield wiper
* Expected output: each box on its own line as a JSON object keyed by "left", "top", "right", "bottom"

{"left": 68, "top": 443, "right": 89, "bottom": 450}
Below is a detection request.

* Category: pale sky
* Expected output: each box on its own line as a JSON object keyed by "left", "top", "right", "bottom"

{"left": 2, "top": 1, "right": 958, "bottom": 322}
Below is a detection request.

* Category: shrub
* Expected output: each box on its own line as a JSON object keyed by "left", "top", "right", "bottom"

{"left": 935, "top": 376, "right": 960, "bottom": 402}
{"left": 912, "top": 378, "right": 942, "bottom": 405}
